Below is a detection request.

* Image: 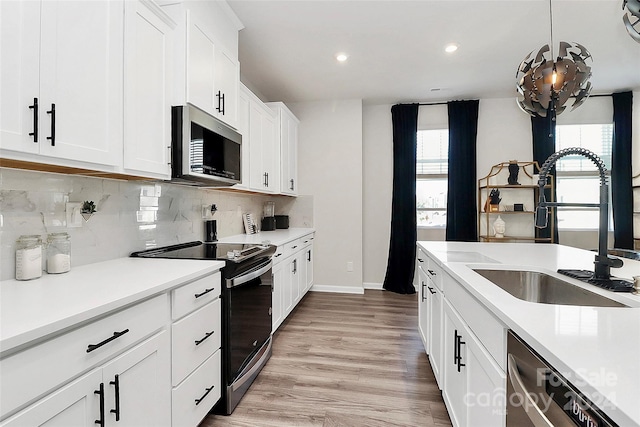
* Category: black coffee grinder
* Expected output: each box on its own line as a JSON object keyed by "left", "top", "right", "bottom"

{"left": 204, "top": 204, "right": 218, "bottom": 242}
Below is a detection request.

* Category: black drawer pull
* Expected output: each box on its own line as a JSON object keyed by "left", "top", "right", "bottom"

{"left": 291, "top": 245, "right": 297, "bottom": 249}
{"left": 195, "top": 331, "right": 214, "bottom": 346}
{"left": 195, "top": 386, "right": 214, "bottom": 405}
{"left": 109, "top": 374, "right": 120, "bottom": 421}
{"left": 29, "top": 98, "right": 38, "bottom": 142}
{"left": 417, "top": 258, "right": 424, "bottom": 263}
{"left": 94, "top": 383, "right": 105, "bottom": 426}
{"left": 194, "top": 287, "right": 215, "bottom": 298}
{"left": 87, "top": 329, "right": 130, "bottom": 353}
{"left": 428, "top": 287, "right": 436, "bottom": 294}
{"left": 274, "top": 253, "right": 282, "bottom": 258}
{"left": 428, "top": 269, "right": 436, "bottom": 276}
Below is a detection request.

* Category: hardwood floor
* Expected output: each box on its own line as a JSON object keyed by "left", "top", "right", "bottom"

{"left": 201, "top": 290, "right": 453, "bottom": 427}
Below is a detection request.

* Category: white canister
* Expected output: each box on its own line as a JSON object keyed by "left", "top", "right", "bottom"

{"left": 16, "top": 235, "right": 43, "bottom": 280}
{"left": 47, "top": 232, "right": 71, "bottom": 274}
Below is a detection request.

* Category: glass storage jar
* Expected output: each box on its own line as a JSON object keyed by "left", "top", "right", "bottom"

{"left": 15, "top": 235, "right": 43, "bottom": 280}
{"left": 46, "top": 232, "right": 71, "bottom": 274}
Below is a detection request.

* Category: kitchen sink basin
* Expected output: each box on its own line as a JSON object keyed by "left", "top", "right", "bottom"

{"left": 472, "top": 269, "right": 628, "bottom": 307}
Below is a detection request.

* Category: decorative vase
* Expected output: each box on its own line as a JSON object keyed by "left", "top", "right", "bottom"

{"left": 493, "top": 215, "right": 506, "bottom": 238}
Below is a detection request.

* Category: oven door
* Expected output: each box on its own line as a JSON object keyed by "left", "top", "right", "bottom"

{"left": 222, "top": 258, "right": 273, "bottom": 413}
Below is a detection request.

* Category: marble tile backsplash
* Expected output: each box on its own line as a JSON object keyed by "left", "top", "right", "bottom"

{"left": 0, "top": 168, "right": 313, "bottom": 281}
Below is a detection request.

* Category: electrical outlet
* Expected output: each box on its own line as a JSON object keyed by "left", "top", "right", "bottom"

{"left": 347, "top": 261, "right": 354, "bottom": 272}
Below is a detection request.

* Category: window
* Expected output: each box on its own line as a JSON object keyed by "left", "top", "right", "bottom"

{"left": 416, "top": 129, "right": 448, "bottom": 227}
{"left": 555, "top": 124, "right": 613, "bottom": 230}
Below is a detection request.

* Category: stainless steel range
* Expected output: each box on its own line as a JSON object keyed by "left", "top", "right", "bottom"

{"left": 131, "top": 241, "right": 276, "bottom": 415}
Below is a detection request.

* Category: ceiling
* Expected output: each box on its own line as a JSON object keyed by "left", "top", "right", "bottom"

{"left": 227, "top": 0, "right": 640, "bottom": 105}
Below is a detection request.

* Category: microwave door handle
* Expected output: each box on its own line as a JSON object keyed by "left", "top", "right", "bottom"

{"left": 507, "top": 354, "right": 554, "bottom": 427}
{"left": 226, "top": 260, "right": 272, "bottom": 289}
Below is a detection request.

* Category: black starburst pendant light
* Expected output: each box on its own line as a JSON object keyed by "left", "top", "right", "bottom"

{"left": 515, "top": 0, "right": 593, "bottom": 119}
{"left": 623, "top": 0, "right": 640, "bottom": 43}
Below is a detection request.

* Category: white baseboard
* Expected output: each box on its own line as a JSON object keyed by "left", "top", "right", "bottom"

{"left": 310, "top": 284, "right": 365, "bottom": 294}
{"left": 363, "top": 282, "right": 383, "bottom": 290}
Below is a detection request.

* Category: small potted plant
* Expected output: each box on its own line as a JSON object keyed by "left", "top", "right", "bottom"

{"left": 81, "top": 201, "right": 96, "bottom": 221}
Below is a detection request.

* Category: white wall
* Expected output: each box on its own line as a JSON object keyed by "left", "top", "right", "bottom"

{"left": 288, "top": 99, "right": 364, "bottom": 293}
{"left": 362, "top": 104, "right": 393, "bottom": 288}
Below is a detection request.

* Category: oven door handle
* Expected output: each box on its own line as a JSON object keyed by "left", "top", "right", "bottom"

{"left": 507, "top": 354, "right": 554, "bottom": 427}
{"left": 226, "top": 260, "right": 272, "bottom": 289}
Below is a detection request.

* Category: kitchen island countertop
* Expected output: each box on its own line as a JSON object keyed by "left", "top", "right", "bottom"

{"left": 418, "top": 241, "right": 640, "bottom": 427}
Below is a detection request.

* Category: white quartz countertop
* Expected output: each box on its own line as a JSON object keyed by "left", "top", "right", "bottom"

{"left": 0, "top": 257, "right": 224, "bottom": 354}
{"left": 418, "top": 241, "right": 640, "bottom": 426}
{"left": 216, "top": 227, "right": 315, "bottom": 246}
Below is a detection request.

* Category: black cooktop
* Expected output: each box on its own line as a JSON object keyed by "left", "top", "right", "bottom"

{"left": 131, "top": 241, "right": 275, "bottom": 264}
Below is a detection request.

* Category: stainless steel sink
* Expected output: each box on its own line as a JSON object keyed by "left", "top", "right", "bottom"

{"left": 473, "top": 269, "right": 628, "bottom": 307}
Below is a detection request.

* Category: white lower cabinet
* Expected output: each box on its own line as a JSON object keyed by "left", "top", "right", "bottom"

{"left": 272, "top": 233, "right": 315, "bottom": 333}
{"left": 443, "top": 300, "right": 505, "bottom": 427}
{"left": 418, "top": 248, "right": 506, "bottom": 427}
{"left": 170, "top": 272, "right": 222, "bottom": 427}
{"left": 0, "top": 331, "right": 170, "bottom": 427}
{"left": 0, "top": 269, "right": 224, "bottom": 427}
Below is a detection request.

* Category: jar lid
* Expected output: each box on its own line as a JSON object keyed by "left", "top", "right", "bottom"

{"left": 17, "top": 234, "right": 42, "bottom": 242}
{"left": 47, "top": 232, "right": 70, "bottom": 241}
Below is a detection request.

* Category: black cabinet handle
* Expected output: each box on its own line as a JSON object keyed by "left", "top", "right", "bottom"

{"left": 29, "top": 98, "right": 38, "bottom": 142}
{"left": 428, "top": 287, "right": 436, "bottom": 295}
{"left": 421, "top": 281, "right": 427, "bottom": 302}
{"left": 109, "top": 375, "right": 120, "bottom": 421}
{"left": 87, "top": 329, "right": 130, "bottom": 353}
{"left": 221, "top": 92, "right": 225, "bottom": 115}
{"left": 274, "top": 253, "right": 282, "bottom": 258}
{"left": 94, "top": 383, "right": 105, "bottom": 426}
{"left": 194, "top": 287, "right": 215, "bottom": 299}
{"left": 195, "top": 331, "right": 214, "bottom": 346}
{"left": 292, "top": 259, "right": 297, "bottom": 274}
{"left": 290, "top": 179, "right": 294, "bottom": 191}
{"left": 46, "top": 103, "right": 55, "bottom": 146}
{"left": 263, "top": 172, "right": 268, "bottom": 187}
{"left": 307, "top": 250, "right": 311, "bottom": 262}
{"left": 216, "top": 91, "right": 222, "bottom": 113}
{"left": 454, "top": 330, "right": 466, "bottom": 372}
{"left": 195, "top": 386, "right": 214, "bottom": 405}
{"left": 417, "top": 258, "right": 424, "bottom": 263}
{"left": 453, "top": 329, "right": 459, "bottom": 365}
{"left": 266, "top": 172, "right": 269, "bottom": 187}
{"left": 428, "top": 269, "right": 436, "bottom": 276}
{"left": 291, "top": 245, "right": 298, "bottom": 249}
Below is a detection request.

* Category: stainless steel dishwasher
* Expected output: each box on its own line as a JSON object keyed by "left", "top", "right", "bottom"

{"left": 506, "top": 330, "right": 618, "bottom": 427}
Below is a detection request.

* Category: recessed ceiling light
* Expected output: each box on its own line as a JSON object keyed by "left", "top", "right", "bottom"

{"left": 444, "top": 44, "right": 459, "bottom": 53}
{"left": 336, "top": 53, "right": 348, "bottom": 62}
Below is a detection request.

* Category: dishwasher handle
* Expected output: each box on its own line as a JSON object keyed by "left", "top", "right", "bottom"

{"left": 507, "top": 354, "right": 554, "bottom": 427}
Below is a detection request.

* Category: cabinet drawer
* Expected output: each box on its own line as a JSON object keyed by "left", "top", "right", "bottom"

{"left": 300, "top": 233, "right": 314, "bottom": 247}
{"left": 444, "top": 276, "right": 506, "bottom": 370}
{"left": 172, "top": 298, "right": 221, "bottom": 386}
{"left": 0, "top": 294, "right": 168, "bottom": 419}
{"left": 172, "top": 271, "right": 221, "bottom": 320}
{"left": 172, "top": 350, "right": 221, "bottom": 427}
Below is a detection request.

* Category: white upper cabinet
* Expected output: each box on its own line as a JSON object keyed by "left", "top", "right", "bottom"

{"left": 162, "top": 1, "right": 242, "bottom": 129}
{"left": 123, "top": 0, "right": 175, "bottom": 179}
{"left": 1, "top": 0, "right": 124, "bottom": 169}
{"left": 267, "top": 102, "right": 299, "bottom": 196}
{"left": 248, "top": 98, "right": 279, "bottom": 193}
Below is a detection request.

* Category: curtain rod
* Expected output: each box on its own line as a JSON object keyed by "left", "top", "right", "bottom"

{"left": 415, "top": 93, "right": 613, "bottom": 106}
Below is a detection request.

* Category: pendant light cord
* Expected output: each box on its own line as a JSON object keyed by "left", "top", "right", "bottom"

{"left": 549, "top": 0, "right": 555, "bottom": 59}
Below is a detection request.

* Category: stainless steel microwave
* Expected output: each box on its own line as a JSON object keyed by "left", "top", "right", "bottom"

{"left": 171, "top": 104, "right": 241, "bottom": 186}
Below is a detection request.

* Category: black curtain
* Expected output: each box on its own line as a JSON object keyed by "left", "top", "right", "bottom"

{"left": 382, "top": 104, "right": 418, "bottom": 294}
{"left": 531, "top": 114, "right": 559, "bottom": 243}
{"left": 445, "top": 100, "right": 479, "bottom": 241}
{"left": 611, "top": 92, "right": 634, "bottom": 249}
